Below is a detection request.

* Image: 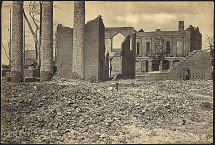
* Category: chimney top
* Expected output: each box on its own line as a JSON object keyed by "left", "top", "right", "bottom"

{"left": 156, "top": 29, "right": 161, "bottom": 32}
{"left": 178, "top": 21, "right": 184, "bottom": 31}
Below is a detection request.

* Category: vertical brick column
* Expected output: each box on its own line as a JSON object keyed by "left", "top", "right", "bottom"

{"left": 11, "top": 1, "right": 23, "bottom": 83}
{"left": 159, "top": 61, "right": 163, "bottom": 71}
{"left": 40, "top": 1, "right": 53, "bottom": 82}
{"left": 148, "top": 60, "right": 152, "bottom": 72}
{"left": 73, "top": 1, "right": 85, "bottom": 79}
{"left": 173, "top": 36, "right": 177, "bottom": 57}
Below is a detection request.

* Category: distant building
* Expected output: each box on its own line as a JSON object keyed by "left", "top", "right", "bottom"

{"left": 25, "top": 50, "right": 36, "bottom": 66}
{"left": 105, "top": 21, "right": 204, "bottom": 79}
{"left": 135, "top": 21, "right": 202, "bottom": 76}
{"left": 1, "top": 64, "right": 10, "bottom": 77}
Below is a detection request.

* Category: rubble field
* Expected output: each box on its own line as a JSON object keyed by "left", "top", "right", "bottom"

{"left": 1, "top": 77, "right": 213, "bottom": 144}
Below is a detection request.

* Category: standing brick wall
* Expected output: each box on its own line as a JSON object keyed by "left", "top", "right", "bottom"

{"left": 84, "top": 16, "right": 105, "bottom": 81}
{"left": 121, "top": 33, "right": 136, "bottom": 79}
{"left": 73, "top": 1, "right": 85, "bottom": 79}
{"left": 140, "top": 50, "right": 212, "bottom": 81}
{"left": 111, "top": 55, "right": 122, "bottom": 75}
{"left": 168, "top": 50, "right": 212, "bottom": 80}
{"left": 105, "top": 27, "right": 136, "bottom": 39}
{"left": 11, "top": 1, "right": 23, "bottom": 83}
{"left": 184, "top": 50, "right": 211, "bottom": 80}
{"left": 104, "top": 53, "right": 109, "bottom": 80}
{"left": 99, "top": 16, "right": 106, "bottom": 81}
{"left": 105, "top": 27, "right": 136, "bottom": 58}
{"left": 56, "top": 25, "right": 73, "bottom": 79}
{"left": 40, "top": 1, "right": 53, "bottom": 82}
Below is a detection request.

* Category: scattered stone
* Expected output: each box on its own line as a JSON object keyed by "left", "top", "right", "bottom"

{"left": 1, "top": 79, "right": 213, "bottom": 144}
{"left": 34, "top": 86, "right": 37, "bottom": 90}
{"left": 107, "top": 87, "right": 114, "bottom": 91}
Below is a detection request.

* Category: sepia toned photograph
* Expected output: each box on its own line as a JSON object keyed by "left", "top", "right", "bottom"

{"left": 1, "top": 1, "right": 213, "bottom": 144}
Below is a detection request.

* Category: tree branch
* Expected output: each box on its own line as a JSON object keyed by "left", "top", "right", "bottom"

{"left": 29, "top": 1, "right": 40, "bottom": 29}
{"left": 23, "top": 10, "right": 37, "bottom": 42}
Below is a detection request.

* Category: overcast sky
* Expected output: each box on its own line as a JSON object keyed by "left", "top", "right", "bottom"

{"left": 1, "top": 1, "right": 214, "bottom": 65}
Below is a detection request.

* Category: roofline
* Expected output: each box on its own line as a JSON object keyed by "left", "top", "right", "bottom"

{"left": 138, "top": 31, "right": 181, "bottom": 33}
{"left": 106, "top": 26, "right": 134, "bottom": 28}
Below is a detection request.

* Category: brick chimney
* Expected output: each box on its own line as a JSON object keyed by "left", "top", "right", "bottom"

{"left": 11, "top": 1, "right": 24, "bottom": 83}
{"left": 178, "top": 21, "right": 184, "bottom": 31}
{"left": 73, "top": 1, "right": 85, "bottom": 79}
{"left": 40, "top": 1, "right": 53, "bottom": 82}
{"left": 156, "top": 29, "right": 161, "bottom": 32}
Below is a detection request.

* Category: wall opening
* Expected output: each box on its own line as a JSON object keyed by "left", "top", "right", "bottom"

{"left": 141, "top": 60, "right": 148, "bottom": 72}
{"left": 176, "top": 40, "right": 183, "bottom": 56}
{"left": 162, "top": 60, "right": 169, "bottom": 70}
{"left": 112, "top": 33, "right": 125, "bottom": 51}
{"left": 146, "top": 42, "right": 150, "bottom": 56}
{"left": 110, "top": 56, "right": 122, "bottom": 75}
{"left": 137, "top": 42, "right": 140, "bottom": 56}
{"left": 166, "top": 41, "right": 170, "bottom": 54}
{"left": 183, "top": 68, "right": 190, "bottom": 80}
{"left": 152, "top": 60, "right": 160, "bottom": 71}
{"left": 173, "top": 60, "right": 180, "bottom": 67}
{"left": 99, "top": 62, "right": 103, "bottom": 80}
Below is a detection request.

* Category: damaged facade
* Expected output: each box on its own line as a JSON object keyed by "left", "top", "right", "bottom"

{"left": 56, "top": 2, "right": 108, "bottom": 82}
{"left": 135, "top": 21, "right": 202, "bottom": 75}
{"left": 10, "top": 1, "right": 211, "bottom": 83}
{"left": 83, "top": 16, "right": 108, "bottom": 81}
{"left": 104, "top": 27, "right": 136, "bottom": 78}
{"left": 56, "top": 25, "right": 74, "bottom": 79}
{"left": 105, "top": 21, "right": 212, "bottom": 80}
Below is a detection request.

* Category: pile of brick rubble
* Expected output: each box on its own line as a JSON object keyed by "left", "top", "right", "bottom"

{"left": 1, "top": 78, "right": 213, "bottom": 144}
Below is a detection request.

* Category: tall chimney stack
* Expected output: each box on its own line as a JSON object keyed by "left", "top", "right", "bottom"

{"left": 11, "top": 1, "right": 23, "bottom": 83}
{"left": 178, "top": 21, "right": 184, "bottom": 31}
{"left": 40, "top": 1, "right": 53, "bottom": 81}
{"left": 73, "top": 1, "right": 85, "bottom": 79}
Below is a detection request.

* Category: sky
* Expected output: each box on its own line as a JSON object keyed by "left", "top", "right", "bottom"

{"left": 1, "top": 1, "right": 214, "bottom": 65}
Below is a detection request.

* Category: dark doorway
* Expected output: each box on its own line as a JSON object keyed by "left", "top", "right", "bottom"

{"left": 173, "top": 60, "right": 180, "bottom": 67}
{"left": 146, "top": 42, "right": 150, "bottom": 56}
{"left": 162, "top": 60, "right": 169, "bottom": 70}
{"left": 186, "top": 69, "right": 190, "bottom": 80}
{"left": 152, "top": 60, "right": 160, "bottom": 71}
{"left": 166, "top": 41, "right": 170, "bottom": 54}
{"left": 137, "top": 42, "right": 140, "bottom": 56}
{"left": 141, "top": 60, "right": 148, "bottom": 72}
{"left": 183, "top": 68, "right": 190, "bottom": 80}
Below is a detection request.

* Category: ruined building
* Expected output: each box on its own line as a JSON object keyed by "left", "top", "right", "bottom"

{"left": 83, "top": 16, "right": 107, "bottom": 81}
{"left": 140, "top": 49, "right": 212, "bottom": 80}
{"left": 105, "top": 21, "right": 212, "bottom": 80}
{"left": 10, "top": 1, "right": 211, "bottom": 82}
{"left": 134, "top": 21, "right": 212, "bottom": 80}
{"left": 56, "top": 1, "right": 139, "bottom": 81}
{"left": 104, "top": 27, "right": 136, "bottom": 77}
{"left": 56, "top": 1, "right": 109, "bottom": 81}
{"left": 135, "top": 21, "right": 202, "bottom": 75}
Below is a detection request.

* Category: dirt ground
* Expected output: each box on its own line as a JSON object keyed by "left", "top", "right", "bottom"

{"left": 1, "top": 77, "right": 213, "bottom": 144}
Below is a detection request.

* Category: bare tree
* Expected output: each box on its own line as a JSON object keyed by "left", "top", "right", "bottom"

{"left": 23, "top": 1, "right": 60, "bottom": 67}
{"left": 207, "top": 35, "right": 214, "bottom": 58}
{"left": 22, "top": 1, "right": 41, "bottom": 67}
{"left": 207, "top": 36, "right": 214, "bottom": 67}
